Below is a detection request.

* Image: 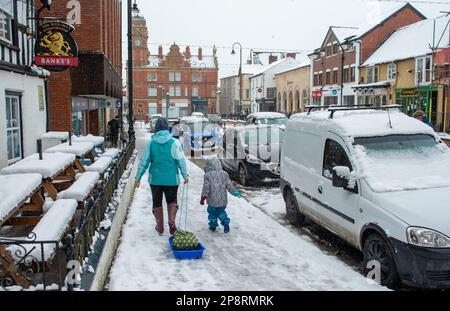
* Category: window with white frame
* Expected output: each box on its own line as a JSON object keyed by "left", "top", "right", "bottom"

{"left": 367, "top": 66, "right": 379, "bottom": 84}
{"left": 0, "top": 0, "right": 13, "bottom": 43}
{"left": 192, "top": 87, "right": 199, "bottom": 97}
{"left": 169, "top": 86, "right": 175, "bottom": 96}
{"left": 175, "top": 87, "right": 181, "bottom": 97}
{"left": 169, "top": 72, "right": 175, "bottom": 82}
{"left": 388, "top": 63, "right": 396, "bottom": 81}
{"left": 148, "top": 73, "right": 157, "bottom": 81}
{"left": 148, "top": 87, "right": 157, "bottom": 97}
{"left": 5, "top": 94, "right": 22, "bottom": 163}
{"left": 175, "top": 72, "right": 181, "bottom": 82}
{"left": 416, "top": 56, "right": 432, "bottom": 84}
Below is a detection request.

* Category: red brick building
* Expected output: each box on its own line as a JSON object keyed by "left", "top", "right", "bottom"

{"left": 310, "top": 3, "right": 425, "bottom": 106}
{"left": 131, "top": 5, "right": 218, "bottom": 121}
{"left": 41, "top": 0, "right": 123, "bottom": 136}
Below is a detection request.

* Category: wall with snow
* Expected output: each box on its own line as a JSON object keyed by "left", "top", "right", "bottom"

{"left": 0, "top": 71, "right": 47, "bottom": 169}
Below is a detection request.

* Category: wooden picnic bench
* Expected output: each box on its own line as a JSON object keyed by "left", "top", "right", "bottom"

{"left": 45, "top": 141, "right": 96, "bottom": 174}
{"left": 1, "top": 153, "right": 77, "bottom": 201}
{"left": 0, "top": 174, "right": 44, "bottom": 228}
{"left": 1, "top": 199, "right": 78, "bottom": 288}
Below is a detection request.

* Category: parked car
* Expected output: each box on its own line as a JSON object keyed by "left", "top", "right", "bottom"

{"left": 168, "top": 118, "right": 181, "bottom": 138}
{"left": 218, "top": 125, "right": 284, "bottom": 186}
{"left": 208, "top": 114, "right": 222, "bottom": 124}
{"left": 246, "top": 112, "right": 287, "bottom": 127}
{"left": 180, "top": 117, "right": 221, "bottom": 155}
{"left": 280, "top": 108, "right": 450, "bottom": 289}
{"left": 149, "top": 114, "right": 163, "bottom": 132}
{"left": 191, "top": 112, "right": 205, "bottom": 118}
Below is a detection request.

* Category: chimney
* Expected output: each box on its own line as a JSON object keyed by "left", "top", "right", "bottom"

{"left": 158, "top": 45, "right": 163, "bottom": 59}
{"left": 287, "top": 53, "right": 296, "bottom": 59}
{"left": 269, "top": 55, "right": 278, "bottom": 64}
{"left": 198, "top": 47, "right": 203, "bottom": 60}
{"left": 185, "top": 46, "right": 191, "bottom": 59}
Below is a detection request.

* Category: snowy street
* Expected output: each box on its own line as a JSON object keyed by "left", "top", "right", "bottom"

{"left": 108, "top": 127, "right": 384, "bottom": 291}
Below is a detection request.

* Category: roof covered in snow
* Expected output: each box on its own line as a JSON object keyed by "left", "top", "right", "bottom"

{"left": 251, "top": 57, "right": 301, "bottom": 78}
{"left": 275, "top": 54, "right": 311, "bottom": 75}
{"left": 363, "top": 16, "right": 450, "bottom": 66}
{"left": 332, "top": 27, "right": 359, "bottom": 43}
{"left": 289, "top": 109, "right": 437, "bottom": 139}
{"left": 221, "top": 64, "right": 268, "bottom": 79}
{"left": 355, "top": 3, "right": 426, "bottom": 39}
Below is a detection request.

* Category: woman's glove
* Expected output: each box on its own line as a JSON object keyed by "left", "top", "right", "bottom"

{"left": 200, "top": 196, "right": 207, "bottom": 205}
{"left": 233, "top": 192, "right": 241, "bottom": 198}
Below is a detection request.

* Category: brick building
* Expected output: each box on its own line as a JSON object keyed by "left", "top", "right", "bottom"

{"left": 310, "top": 3, "right": 425, "bottom": 106}
{"left": 131, "top": 5, "right": 218, "bottom": 120}
{"left": 41, "top": 0, "right": 123, "bottom": 136}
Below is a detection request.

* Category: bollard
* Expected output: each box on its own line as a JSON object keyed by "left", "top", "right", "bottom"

{"left": 37, "top": 139, "right": 43, "bottom": 160}
{"left": 68, "top": 131, "right": 72, "bottom": 146}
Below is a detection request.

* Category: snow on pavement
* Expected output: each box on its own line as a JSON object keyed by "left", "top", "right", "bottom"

{"left": 108, "top": 160, "right": 384, "bottom": 291}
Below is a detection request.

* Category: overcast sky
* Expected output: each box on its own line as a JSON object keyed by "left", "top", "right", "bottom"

{"left": 122, "top": 0, "right": 450, "bottom": 78}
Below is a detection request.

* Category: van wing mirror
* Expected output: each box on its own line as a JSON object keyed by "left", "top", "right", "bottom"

{"left": 332, "top": 166, "right": 350, "bottom": 188}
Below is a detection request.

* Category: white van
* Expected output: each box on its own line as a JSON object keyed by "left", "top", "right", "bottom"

{"left": 280, "top": 107, "right": 450, "bottom": 289}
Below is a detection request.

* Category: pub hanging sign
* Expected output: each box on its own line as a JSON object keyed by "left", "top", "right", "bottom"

{"left": 34, "top": 21, "right": 79, "bottom": 72}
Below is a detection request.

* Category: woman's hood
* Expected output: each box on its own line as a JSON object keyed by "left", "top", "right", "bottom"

{"left": 152, "top": 130, "right": 173, "bottom": 144}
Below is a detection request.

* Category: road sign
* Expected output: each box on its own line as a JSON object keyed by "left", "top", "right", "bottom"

{"left": 116, "top": 100, "right": 122, "bottom": 109}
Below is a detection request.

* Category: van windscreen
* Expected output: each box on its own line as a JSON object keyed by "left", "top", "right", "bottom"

{"left": 354, "top": 134, "right": 437, "bottom": 152}
{"left": 352, "top": 134, "right": 450, "bottom": 192}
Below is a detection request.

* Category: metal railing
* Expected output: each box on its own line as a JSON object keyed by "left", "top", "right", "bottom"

{"left": 0, "top": 138, "right": 136, "bottom": 291}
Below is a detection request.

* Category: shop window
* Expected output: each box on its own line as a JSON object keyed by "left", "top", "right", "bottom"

{"left": 324, "top": 96, "right": 338, "bottom": 107}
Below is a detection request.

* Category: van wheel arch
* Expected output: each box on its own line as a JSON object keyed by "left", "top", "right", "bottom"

{"left": 360, "top": 224, "right": 389, "bottom": 250}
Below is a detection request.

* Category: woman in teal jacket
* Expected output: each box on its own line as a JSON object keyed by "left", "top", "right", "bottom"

{"left": 135, "top": 118, "right": 189, "bottom": 235}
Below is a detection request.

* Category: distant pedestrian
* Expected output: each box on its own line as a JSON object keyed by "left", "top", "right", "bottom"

{"left": 414, "top": 110, "right": 434, "bottom": 130}
{"left": 200, "top": 158, "right": 241, "bottom": 233}
{"left": 108, "top": 116, "right": 120, "bottom": 147}
{"left": 135, "top": 118, "right": 189, "bottom": 235}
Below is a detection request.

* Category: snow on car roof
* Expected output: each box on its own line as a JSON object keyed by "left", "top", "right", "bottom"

{"left": 248, "top": 112, "right": 286, "bottom": 119}
{"left": 290, "top": 109, "right": 436, "bottom": 139}
{"left": 181, "top": 116, "right": 209, "bottom": 123}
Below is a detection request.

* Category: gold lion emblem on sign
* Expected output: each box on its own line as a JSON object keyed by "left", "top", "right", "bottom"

{"left": 38, "top": 31, "right": 73, "bottom": 57}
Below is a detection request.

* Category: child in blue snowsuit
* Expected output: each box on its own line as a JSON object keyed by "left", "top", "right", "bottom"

{"left": 200, "top": 158, "right": 240, "bottom": 233}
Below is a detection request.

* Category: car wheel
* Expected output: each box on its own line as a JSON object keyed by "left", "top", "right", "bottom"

{"left": 363, "top": 233, "right": 400, "bottom": 288}
{"left": 238, "top": 164, "right": 251, "bottom": 186}
{"left": 284, "top": 188, "right": 305, "bottom": 227}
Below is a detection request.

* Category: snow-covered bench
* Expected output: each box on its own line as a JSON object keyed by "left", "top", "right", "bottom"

{"left": 1, "top": 153, "right": 77, "bottom": 201}
{"left": 57, "top": 172, "right": 100, "bottom": 208}
{"left": 7, "top": 199, "right": 78, "bottom": 263}
{"left": 45, "top": 142, "right": 96, "bottom": 173}
{"left": 99, "top": 148, "right": 120, "bottom": 159}
{"left": 86, "top": 156, "right": 112, "bottom": 176}
{"left": 0, "top": 174, "right": 44, "bottom": 227}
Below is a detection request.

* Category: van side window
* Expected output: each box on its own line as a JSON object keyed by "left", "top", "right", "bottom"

{"left": 323, "top": 139, "right": 352, "bottom": 180}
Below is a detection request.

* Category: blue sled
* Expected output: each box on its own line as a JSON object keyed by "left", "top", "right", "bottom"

{"left": 168, "top": 236, "right": 205, "bottom": 260}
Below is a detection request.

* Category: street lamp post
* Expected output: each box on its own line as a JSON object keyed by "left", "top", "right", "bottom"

{"left": 232, "top": 42, "right": 243, "bottom": 116}
{"left": 200, "top": 63, "right": 207, "bottom": 115}
{"left": 127, "top": 0, "right": 136, "bottom": 139}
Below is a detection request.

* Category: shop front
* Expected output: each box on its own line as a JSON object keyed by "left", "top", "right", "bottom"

{"left": 191, "top": 98, "right": 209, "bottom": 115}
{"left": 354, "top": 82, "right": 390, "bottom": 107}
{"left": 395, "top": 86, "right": 438, "bottom": 122}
